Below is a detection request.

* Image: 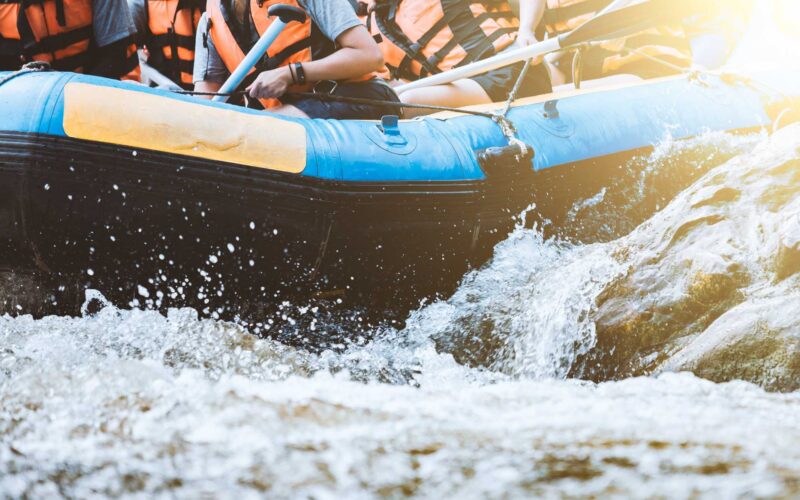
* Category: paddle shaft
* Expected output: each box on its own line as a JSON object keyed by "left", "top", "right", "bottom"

{"left": 140, "top": 59, "right": 181, "bottom": 90}
{"left": 395, "top": 0, "right": 692, "bottom": 93}
{"left": 213, "top": 18, "right": 289, "bottom": 103}
{"left": 395, "top": 38, "right": 561, "bottom": 93}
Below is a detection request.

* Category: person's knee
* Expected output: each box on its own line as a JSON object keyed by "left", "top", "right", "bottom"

{"left": 398, "top": 87, "right": 434, "bottom": 105}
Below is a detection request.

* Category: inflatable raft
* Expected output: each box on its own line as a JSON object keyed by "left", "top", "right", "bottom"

{"left": 1, "top": 69, "right": 798, "bottom": 327}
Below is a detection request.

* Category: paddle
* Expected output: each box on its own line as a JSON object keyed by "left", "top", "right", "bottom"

{"left": 140, "top": 59, "right": 182, "bottom": 91}
{"left": 213, "top": 4, "right": 307, "bottom": 103}
{"left": 395, "top": 0, "right": 698, "bottom": 93}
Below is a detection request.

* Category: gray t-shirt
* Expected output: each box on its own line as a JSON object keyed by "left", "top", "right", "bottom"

{"left": 127, "top": 0, "right": 149, "bottom": 41}
{"left": 93, "top": 0, "right": 138, "bottom": 47}
{"left": 193, "top": 0, "right": 362, "bottom": 83}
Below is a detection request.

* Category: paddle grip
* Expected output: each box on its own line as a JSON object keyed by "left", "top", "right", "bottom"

{"left": 212, "top": 5, "right": 307, "bottom": 103}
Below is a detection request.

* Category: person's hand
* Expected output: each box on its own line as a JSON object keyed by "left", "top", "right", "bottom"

{"left": 516, "top": 28, "right": 538, "bottom": 48}
{"left": 246, "top": 67, "right": 292, "bottom": 100}
{"left": 515, "top": 28, "right": 543, "bottom": 65}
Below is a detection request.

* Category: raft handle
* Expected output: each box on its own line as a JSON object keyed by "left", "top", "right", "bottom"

{"left": 476, "top": 142, "right": 534, "bottom": 175}
{"left": 378, "top": 115, "right": 408, "bottom": 146}
{"left": 543, "top": 100, "right": 559, "bottom": 119}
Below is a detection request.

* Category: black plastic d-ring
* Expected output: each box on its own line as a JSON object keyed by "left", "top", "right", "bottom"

{"left": 267, "top": 5, "right": 307, "bottom": 24}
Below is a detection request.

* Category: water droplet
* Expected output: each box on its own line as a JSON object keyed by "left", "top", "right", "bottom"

{"left": 43, "top": 183, "right": 50, "bottom": 191}
{"left": 87, "top": 269, "right": 94, "bottom": 276}
{"left": 209, "top": 255, "right": 218, "bottom": 264}
{"left": 249, "top": 222, "right": 255, "bottom": 230}
{"left": 227, "top": 243, "right": 235, "bottom": 253}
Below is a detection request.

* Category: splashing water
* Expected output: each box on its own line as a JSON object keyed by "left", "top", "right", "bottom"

{"left": 2, "top": 126, "right": 800, "bottom": 497}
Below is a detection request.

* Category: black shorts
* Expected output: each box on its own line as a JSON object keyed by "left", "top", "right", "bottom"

{"left": 470, "top": 60, "right": 553, "bottom": 102}
{"left": 281, "top": 79, "right": 402, "bottom": 120}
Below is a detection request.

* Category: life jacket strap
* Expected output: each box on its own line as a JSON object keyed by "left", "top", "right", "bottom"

{"left": 47, "top": 48, "right": 91, "bottom": 71}
{"left": 27, "top": 25, "right": 93, "bottom": 56}
{"left": 375, "top": 0, "right": 517, "bottom": 81}
{"left": 543, "top": 0, "right": 613, "bottom": 35}
{"left": 148, "top": 32, "right": 196, "bottom": 50}
{"left": 256, "top": 36, "right": 312, "bottom": 71}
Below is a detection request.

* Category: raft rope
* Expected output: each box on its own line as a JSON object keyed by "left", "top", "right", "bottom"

{"left": 177, "top": 60, "right": 535, "bottom": 152}
{"left": 0, "top": 61, "right": 52, "bottom": 88}
{"left": 177, "top": 88, "right": 500, "bottom": 119}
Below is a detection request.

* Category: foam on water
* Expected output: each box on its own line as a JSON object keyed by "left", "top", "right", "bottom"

{"left": 1, "top": 305, "right": 800, "bottom": 498}
{"left": 2, "top": 126, "right": 800, "bottom": 497}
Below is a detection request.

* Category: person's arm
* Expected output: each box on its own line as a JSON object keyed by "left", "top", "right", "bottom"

{"left": 517, "top": 0, "right": 547, "bottom": 47}
{"left": 125, "top": 0, "right": 148, "bottom": 43}
{"left": 89, "top": 0, "right": 140, "bottom": 80}
{"left": 193, "top": 13, "right": 229, "bottom": 99}
{"left": 246, "top": 24, "right": 383, "bottom": 100}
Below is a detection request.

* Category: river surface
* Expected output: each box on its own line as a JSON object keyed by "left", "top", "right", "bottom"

{"left": 2, "top": 122, "right": 800, "bottom": 498}
{"left": 4, "top": 6, "right": 800, "bottom": 493}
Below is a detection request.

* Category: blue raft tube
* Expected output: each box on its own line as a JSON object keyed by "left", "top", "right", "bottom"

{"left": 0, "top": 68, "right": 798, "bottom": 333}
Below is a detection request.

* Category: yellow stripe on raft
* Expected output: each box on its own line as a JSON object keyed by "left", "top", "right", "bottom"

{"left": 62, "top": 82, "right": 306, "bottom": 174}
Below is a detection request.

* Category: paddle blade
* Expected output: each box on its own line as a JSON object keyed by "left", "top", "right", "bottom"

{"left": 559, "top": 0, "right": 697, "bottom": 47}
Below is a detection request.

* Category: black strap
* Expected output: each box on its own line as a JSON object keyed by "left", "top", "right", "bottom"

{"left": 258, "top": 37, "right": 312, "bottom": 70}
{"left": 148, "top": 31, "right": 196, "bottom": 50}
{"left": 373, "top": 1, "right": 440, "bottom": 79}
{"left": 375, "top": 0, "right": 517, "bottom": 80}
{"left": 447, "top": 10, "right": 516, "bottom": 66}
{"left": 55, "top": 0, "right": 66, "bottom": 26}
{"left": 542, "top": 0, "right": 613, "bottom": 34}
{"left": 47, "top": 48, "right": 92, "bottom": 71}
{"left": 397, "top": 2, "right": 467, "bottom": 76}
{"left": 26, "top": 25, "right": 92, "bottom": 55}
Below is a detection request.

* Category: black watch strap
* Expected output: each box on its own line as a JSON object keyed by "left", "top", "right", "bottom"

{"left": 293, "top": 62, "right": 306, "bottom": 85}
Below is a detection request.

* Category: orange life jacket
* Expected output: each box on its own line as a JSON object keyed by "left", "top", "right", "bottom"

{"left": 207, "top": 0, "right": 377, "bottom": 109}
{"left": 0, "top": 0, "right": 140, "bottom": 80}
{"left": 145, "top": 0, "right": 204, "bottom": 88}
{"left": 543, "top": 0, "right": 692, "bottom": 78}
{"left": 0, "top": 0, "right": 93, "bottom": 71}
{"left": 542, "top": 0, "right": 610, "bottom": 37}
{"left": 369, "top": 0, "right": 519, "bottom": 81}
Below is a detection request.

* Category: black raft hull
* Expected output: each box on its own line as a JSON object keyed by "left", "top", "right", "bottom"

{"left": 1, "top": 70, "right": 787, "bottom": 337}
{"left": 0, "top": 131, "right": 651, "bottom": 334}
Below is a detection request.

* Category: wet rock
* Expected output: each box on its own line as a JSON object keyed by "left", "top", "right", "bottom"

{"left": 410, "top": 126, "right": 800, "bottom": 389}
{"left": 657, "top": 282, "right": 800, "bottom": 392}
{"left": 572, "top": 124, "right": 800, "bottom": 387}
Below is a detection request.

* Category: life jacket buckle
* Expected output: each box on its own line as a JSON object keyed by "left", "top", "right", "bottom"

{"left": 313, "top": 80, "right": 338, "bottom": 95}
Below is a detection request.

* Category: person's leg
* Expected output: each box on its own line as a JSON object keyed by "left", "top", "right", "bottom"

{"left": 399, "top": 61, "right": 552, "bottom": 117}
{"left": 280, "top": 80, "right": 401, "bottom": 120}
{"left": 398, "top": 79, "right": 492, "bottom": 118}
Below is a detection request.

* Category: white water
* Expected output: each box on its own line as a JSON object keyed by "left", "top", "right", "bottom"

{"left": 4, "top": 7, "right": 800, "bottom": 492}
{"left": 2, "top": 126, "right": 800, "bottom": 497}
{"left": 2, "top": 307, "right": 800, "bottom": 498}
